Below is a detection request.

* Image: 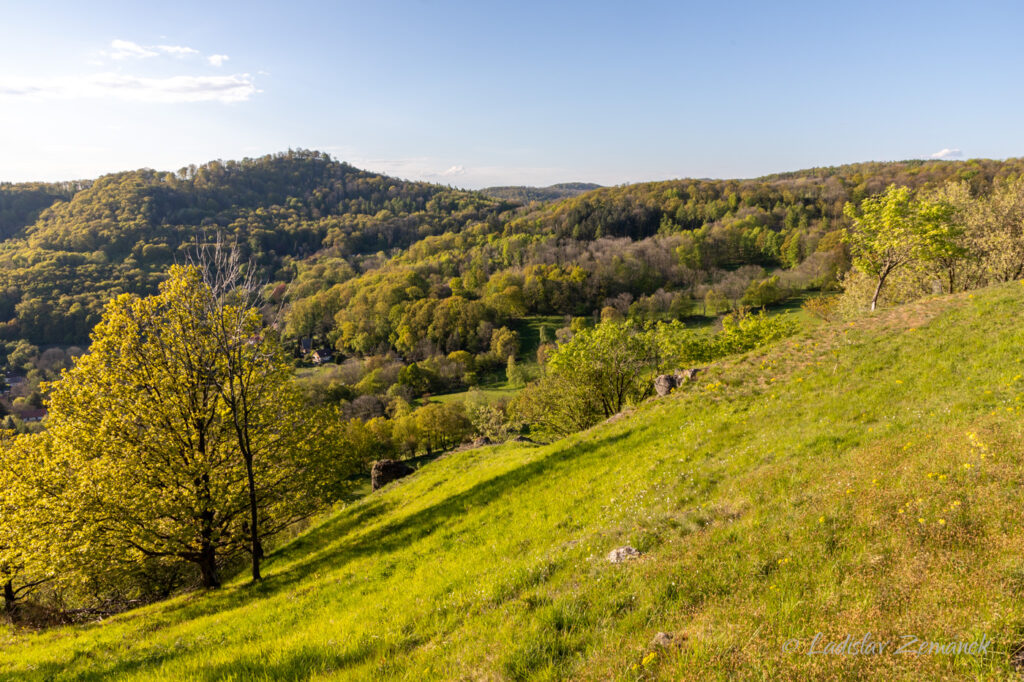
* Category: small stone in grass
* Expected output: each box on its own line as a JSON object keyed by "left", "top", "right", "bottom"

{"left": 651, "top": 632, "right": 677, "bottom": 648}
{"left": 607, "top": 546, "right": 641, "bottom": 563}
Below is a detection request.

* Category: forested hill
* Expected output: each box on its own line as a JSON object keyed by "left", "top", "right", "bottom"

{"left": 0, "top": 181, "right": 83, "bottom": 241}
{"left": 0, "top": 151, "right": 510, "bottom": 344}
{"left": 0, "top": 151, "right": 1023, "bottom": 350}
{"left": 479, "top": 182, "right": 602, "bottom": 203}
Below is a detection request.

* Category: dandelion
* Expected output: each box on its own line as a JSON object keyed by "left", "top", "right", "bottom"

{"left": 642, "top": 652, "right": 658, "bottom": 667}
{"left": 918, "top": 518, "right": 925, "bottom": 524}
{"left": 898, "top": 509, "right": 904, "bottom": 515}
{"left": 818, "top": 516, "right": 825, "bottom": 524}
{"left": 938, "top": 519, "right": 946, "bottom": 525}
{"left": 963, "top": 463, "right": 973, "bottom": 470}
{"left": 938, "top": 474, "right": 947, "bottom": 481}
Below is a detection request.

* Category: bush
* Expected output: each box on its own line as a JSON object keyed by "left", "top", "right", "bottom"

{"left": 802, "top": 294, "right": 840, "bottom": 322}
{"left": 741, "top": 275, "right": 787, "bottom": 308}
{"left": 511, "top": 322, "right": 657, "bottom": 439}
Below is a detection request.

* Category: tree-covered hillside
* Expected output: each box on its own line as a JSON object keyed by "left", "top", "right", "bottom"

{"left": 480, "top": 182, "right": 602, "bottom": 203}
{"left": 1, "top": 151, "right": 1022, "bottom": 431}
{"left": 0, "top": 150, "right": 509, "bottom": 345}
{"left": 2, "top": 153, "right": 1022, "bottom": 351}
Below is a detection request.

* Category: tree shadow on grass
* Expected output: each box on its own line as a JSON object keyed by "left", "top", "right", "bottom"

{"left": 262, "top": 429, "right": 631, "bottom": 592}
{"left": 12, "top": 637, "right": 380, "bottom": 682}
{"left": 8, "top": 429, "right": 633, "bottom": 680}
{"left": 73, "top": 497, "right": 398, "bottom": 637}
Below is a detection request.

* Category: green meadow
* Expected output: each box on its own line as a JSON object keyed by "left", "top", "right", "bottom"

{"left": 4, "top": 284, "right": 1024, "bottom": 680}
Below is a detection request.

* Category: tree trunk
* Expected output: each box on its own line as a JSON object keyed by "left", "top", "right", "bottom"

{"left": 870, "top": 270, "right": 890, "bottom": 311}
{"left": 244, "top": 455, "right": 263, "bottom": 582}
{"left": 197, "top": 473, "right": 221, "bottom": 589}
{"left": 197, "top": 543, "right": 221, "bottom": 589}
{"left": 3, "top": 579, "right": 16, "bottom": 620}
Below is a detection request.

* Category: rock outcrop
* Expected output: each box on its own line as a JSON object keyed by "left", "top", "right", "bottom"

{"left": 654, "top": 368, "right": 704, "bottom": 396}
{"left": 654, "top": 373, "right": 679, "bottom": 396}
{"left": 371, "top": 459, "right": 413, "bottom": 490}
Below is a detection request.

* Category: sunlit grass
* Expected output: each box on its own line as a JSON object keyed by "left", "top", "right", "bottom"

{"left": 4, "top": 285, "right": 1024, "bottom": 679}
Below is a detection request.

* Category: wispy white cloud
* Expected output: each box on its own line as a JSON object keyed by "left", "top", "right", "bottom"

{"left": 440, "top": 165, "right": 465, "bottom": 177}
{"left": 0, "top": 72, "right": 257, "bottom": 103}
{"left": 155, "top": 44, "right": 199, "bottom": 57}
{"left": 930, "top": 148, "right": 963, "bottom": 160}
{"left": 106, "top": 39, "right": 198, "bottom": 60}
{"left": 105, "top": 39, "right": 224, "bottom": 65}
{"left": 107, "top": 40, "right": 158, "bottom": 59}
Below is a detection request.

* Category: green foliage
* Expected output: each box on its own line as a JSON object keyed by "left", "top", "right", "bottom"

{"left": 703, "top": 288, "right": 729, "bottom": 315}
{"left": 464, "top": 389, "right": 515, "bottom": 442}
{"left": 843, "top": 185, "right": 961, "bottom": 310}
{"left": 490, "top": 326, "right": 520, "bottom": 362}
{"left": 512, "top": 310, "right": 799, "bottom": 440}
{"left": 512, "top": 322, "right": 658, "bottom": 439}
{"left": 36, "top": 266, "right": 343, "bottom": 593}
{"left": 505, "top": 356, "right": 526, "bottom": 388}
{"left": 654, "top": 310, "right": 798, "bottom": 367}
{"left": 397, "top": 362, "right": 436, "bottom": 395}
{"left": 802, "top": 294, "right": 841, "bottom": 322}
{"left": 412, "top": 402, "right": 471, "bottom": 455}
{"left": 741, "top": 275, "right": 786, "bottom": 308}
{"left": 712, "top": 310, "right": 799, "bottom": 357}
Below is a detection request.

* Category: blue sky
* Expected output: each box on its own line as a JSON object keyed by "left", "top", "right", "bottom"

{"left": 1, "top": 0, "right": 1023, "bottom": 187}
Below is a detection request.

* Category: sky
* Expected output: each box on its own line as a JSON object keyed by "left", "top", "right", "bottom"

{"left": 2, "top": 0, "right": 1024, "bottom": 188}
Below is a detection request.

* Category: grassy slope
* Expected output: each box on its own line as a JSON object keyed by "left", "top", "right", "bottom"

{"left": 5, "top": 285, "right": 1024, "bottom": 680}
